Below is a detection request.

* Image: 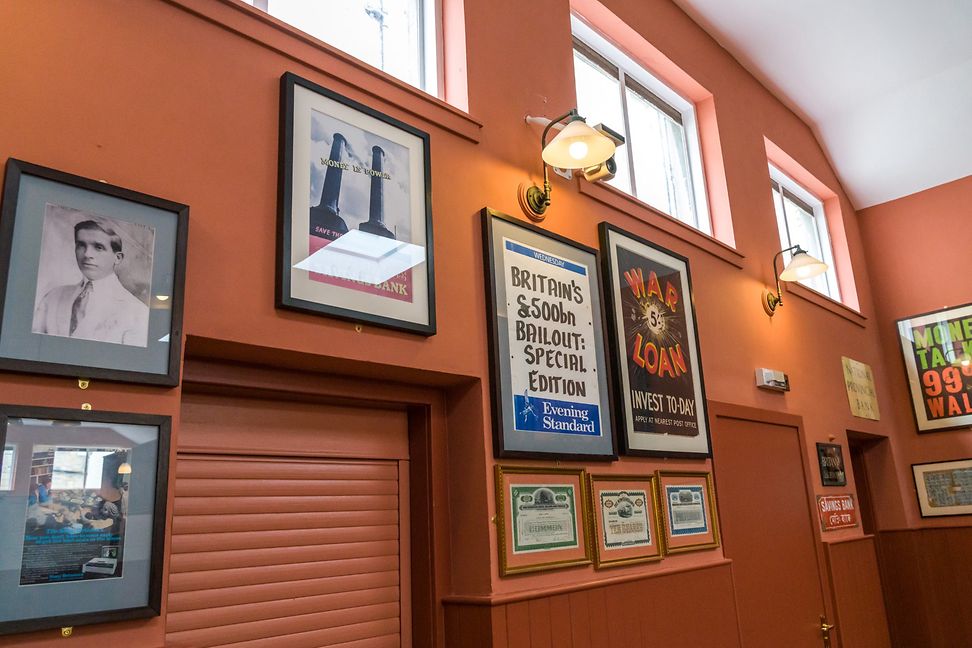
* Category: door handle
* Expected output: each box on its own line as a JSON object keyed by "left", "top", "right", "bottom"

{"left": 820, "top": 615, "right": 836, "bottom": 647}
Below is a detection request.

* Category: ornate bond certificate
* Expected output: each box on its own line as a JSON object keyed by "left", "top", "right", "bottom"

{"left": 666, "top": 485, "right": 708, "bottom": 536}
{"left": 509, "top": 484, "right": 579, "bottom": 553}
{"left": 599, "top": 489, "right": 651, "bottom": 549}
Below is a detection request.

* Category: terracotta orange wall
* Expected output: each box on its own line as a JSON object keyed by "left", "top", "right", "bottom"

{"left": 0, "top": 0, "right": 921, "bottom": 645}
{"left": 859, "top": 174, "right": 972, "bottom": 528}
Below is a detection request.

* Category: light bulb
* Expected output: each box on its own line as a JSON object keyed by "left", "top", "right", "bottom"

{"left": 568, "top": 141, "right": 589, "bottom": 160}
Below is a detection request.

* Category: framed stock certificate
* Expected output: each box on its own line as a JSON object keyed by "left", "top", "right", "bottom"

{"left": 587, "top": 473, "right": 663, "bottom": 568}
{"left": 657, "top": 470, "right": 720, "bottom": 554}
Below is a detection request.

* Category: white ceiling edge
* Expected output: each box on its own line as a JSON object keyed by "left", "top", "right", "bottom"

{"left": 669, "top": 0, "right": 972, "bottom": 209}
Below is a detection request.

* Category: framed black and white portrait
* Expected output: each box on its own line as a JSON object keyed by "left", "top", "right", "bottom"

{"left": 0, "top": 159, "right": 188, "bottom": 385}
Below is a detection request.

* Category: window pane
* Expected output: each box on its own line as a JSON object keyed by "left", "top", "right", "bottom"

{"left": 260, "top": 0, "right": 424, "bottom": 90}
{"left": 1, "top": 447, "right": 12, "bottom": 490}
{"left": 85, "top": 451, "right": 113, "bottom": 489}
{"left": 573, "top": 49, "right": 631, "bottom": 194}
{"left": 52, "top": 449, "right": 87, "bottom": 490}
{"left": 782, "top": 195, "right": 830, "bottom": 295}
{"left": 626, "top": 87, "right": 696, "bottom": 225}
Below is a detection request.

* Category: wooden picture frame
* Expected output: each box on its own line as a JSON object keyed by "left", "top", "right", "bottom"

{"left": 599, "top": 223, "right": 711, "bottom": 458}
{"left": 587, "top": 473, "right": 664, "bottom": 568}
{"left": 0, "top": 405, "right": 170, "bottom": 635}
{"left": 912, "top": 458, "right": 972, "bottom": 517}
{"left": 483, "top": 208, "right": 616, "bottom": 460}
{"left": 278, "top": 72, "right": 436, "bottom": 335}
{"left": 494, "top": 465, "right": 591, "bottom": 576}
{"left": 656, "top": 470, "right": 720, "bottom": 553}
{"left": 0, "top": 159, "right": 188, "bottom": 386}
{"left": 895, "top": 302, "right": 972, "bottom": 432}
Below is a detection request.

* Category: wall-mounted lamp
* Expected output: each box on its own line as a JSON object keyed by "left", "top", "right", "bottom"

{"left": 519, "top": 109, "right": 617, "bottom": 222}
{"left": 117, "top": 462, "right": 132, "bottom": 475}
{"left": 762, "top": 244, "right": 829, "bottom": 316}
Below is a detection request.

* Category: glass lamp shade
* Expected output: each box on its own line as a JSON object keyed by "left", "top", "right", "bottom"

{"left": 117, "top": 462, "right": 132, "bottom": 475}
{"left": 541, "top": 118, "right": 616, "bottom": 169}
{"left": 779, "top": 250, "right": 828, "bottom": 282}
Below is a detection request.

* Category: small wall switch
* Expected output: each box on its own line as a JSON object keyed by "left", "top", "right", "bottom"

{"left": 756, "top": 368, "right": 790, "bottom": 392}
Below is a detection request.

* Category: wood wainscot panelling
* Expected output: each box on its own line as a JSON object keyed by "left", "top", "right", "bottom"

{"left": 876, "top": 527, "right": 972, "bottom": 648}
{"left": 824, "top": 536, "right": 891, "bottom": 648}
{"left": 444, "top": 561, "right": 741, "bottom": 648}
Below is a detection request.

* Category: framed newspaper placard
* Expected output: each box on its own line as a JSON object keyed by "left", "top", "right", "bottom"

{"left": 483, "top": 208, "right": 616, "bottom": 460}
{"left": 587, "top": 473, "right": 663, "bottom": 568}
{"left": 598, "top": 223, "right": 711, "bottom": 458}
{"left": 278, "top": 72, "right": 435, "bottom": 335}
{"left": 494, "top": 465, "right": 591, "bottom": 576}
{"left": 0, "top": 405, "right": 169, "bottom": 635}
{"left": 656, "top": 470, "right": 720, "bottom": 554}
{"left": 912, "top": 458, "right": 972, "bottom": 517}
{"left": 895, "top": 303, "right": 972, "bottom": 432}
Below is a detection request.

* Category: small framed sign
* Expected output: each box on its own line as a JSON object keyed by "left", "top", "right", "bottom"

{"left": 895, "top": 303, "right": 972, "bottom": 432}
{"left": 816, "top": 442, "right": 847, "bottom": 487}
{"left": 587, "top": 473, "right": 663, "bottom": 568}
{"left": 0, "top": 405, "right": 169, "bottom": 635}
{"left": 494, "top": 465, "right": 591, "bottom": 576}
{"left": 657, "top": 470, "right": 720, "bottom": 554}
{"left": 912, "top": 458, "right": 972, "bottom": 517}
{"left": 483, "top": 208, "right": 616, "bottom": 460}
{"left": 816, "top": 494, "right": 859, "bottom": 531}
{"left": 278, "top": 72, "right": 435, "bottom": 335}
{"left": 0, "top": 159, "right": 188, "bottom": 386}
{"left": 599, "top": 223, "right": 711, "bottom": 458}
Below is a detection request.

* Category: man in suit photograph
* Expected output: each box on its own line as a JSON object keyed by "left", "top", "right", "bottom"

{"left": 32, "top": 217, "right": 151, "bottom": 347}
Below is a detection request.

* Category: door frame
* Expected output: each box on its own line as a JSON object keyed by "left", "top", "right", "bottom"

{"left": 707, "top": 401, "right": 837, "bottom": 645}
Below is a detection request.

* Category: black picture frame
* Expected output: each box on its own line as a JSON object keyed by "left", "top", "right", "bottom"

{"left": 277, "top": 72, "right": 436, "bottom": 335}
{"left": 483, "top": 208, "right": 617, "bottom": 460}
{"left": 912, "top": 457, "right": 972, "bottom": 517}
{"left": 0, "top": 405, "right": 170, "bottom": 635}
{"left": 816, "top": 442, "right": 847, "bottom": 487}
{"left": 895, "top": 302, "right": 972, "bottom": 433}
{"left": 598, "top": 222, "right": 712, "bottom": 458}
{"left": 0, "top": 159, "right": 188, "bottom": 386}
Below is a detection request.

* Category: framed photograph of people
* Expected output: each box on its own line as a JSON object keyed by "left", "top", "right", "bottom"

{"left": 896, "top": 303, "right": 972, "bottom": 432}
{"left": 494, "top": 465, "right": 591, "bottom": 576}
{"left": 483, "top": 208, "right": 616, "bottom": 460}
{"left": 278, "top": 72, "right": 435, "bottom": 335}
{"left": 587, "top": 473, "right": 663, "bottom": 568}
{"left": 816, "top": 442, "right": 847, "bottom": 486}
{"left": 0, "top": 405, "right": 169, "bottom": 635}
{"left": 912, "top": 458, "right": 972, "bottom": 517}
{"left": 599, "top": 223, "right": 711, "bottom": 458}
{"left": 0, "top": 159, "right": 188, "bottom": 386}
{"left": 656, "top": 470, "right": 720, "bottom": 554}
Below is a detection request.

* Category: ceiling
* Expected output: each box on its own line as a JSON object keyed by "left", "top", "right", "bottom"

{"left": 671, "top": 0, "right": 972, "bottom": 209}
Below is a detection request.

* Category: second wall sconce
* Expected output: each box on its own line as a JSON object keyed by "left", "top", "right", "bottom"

{"left": 519, "top": 109, "right": 620, "bottom": 222}
{"left": 762, "top": 244, "right": 829, "bottom": 316}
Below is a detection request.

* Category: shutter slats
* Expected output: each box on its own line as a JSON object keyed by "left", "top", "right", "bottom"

{"left": 174, "top": 494, "right": 399, "bottom": 515}
{"left": 170, "top": 540, "right": 400, "bottom": 573}
{"left": 176, "top": 458, "right": 399, "bottom": 481}
{"left": 171, "top": 524, "right": 399, "bottom": 553}
{"left": 169, "top": 556, "right": 399, "bottom": 593}
{"left": 224, "top": 630, "right": 400, "bottom": 648}
{"left": 174, "top": 509, "right": 399, "bottom": 534}
{"left": 175, "top": 477, "right": 399, "bottom": 497}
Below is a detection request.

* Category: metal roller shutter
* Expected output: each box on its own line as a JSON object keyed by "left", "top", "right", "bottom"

{"left": 166, "top": 454, "right": 404, "bottom": 647}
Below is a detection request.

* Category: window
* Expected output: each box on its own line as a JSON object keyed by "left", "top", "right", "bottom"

{"left": 769, "top": 166, "right": 840, "bottom": 300}
{"left": 1, "top": 446, "right": 13, "bottom": 490}
{"left": 51, "top": 448, "right": 115, "bottom": 490}
{"left": 246, "top": 0, "right": 439, "bottom": 95}
{"left": 571, "top": 16, "right": 710, "bottom": 234}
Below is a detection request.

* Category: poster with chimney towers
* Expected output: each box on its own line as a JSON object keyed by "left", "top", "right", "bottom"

{"left": 278, "top": 72, "right": 435, "bottom": 335}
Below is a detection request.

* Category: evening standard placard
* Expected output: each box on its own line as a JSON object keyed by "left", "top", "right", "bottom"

{"left": 510, "top": 484, "right": 579, "bottom": 554}
{"left": 504, "top": 238, "right": 602, "bottom": 437}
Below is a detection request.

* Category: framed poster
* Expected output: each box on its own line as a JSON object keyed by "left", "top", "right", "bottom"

{"left": 912, "top": 458, "right": 972, "bottom": 517}
{"left": 278, "top": 72, "right": 435, "bottom": 335}
{"left": 656, "top": 470, "right": 720, "bottom": 553}
{"left": 599, "top": 223, "right": 710, "bottom": 457}
{"left": 0, "top": 405, "right": 169, "bottom": 635}
{"left": 587, "top": 473, "right": 663, "bottom": 568}
{"left": 494, "top": 465, "right": 590, "bottom": 576}
{"left": 483, "top": 208, "right": 616, "bottom": 460}
{"left": 0, "top": 159, "right": 188, "bottom": 386}
{"left": 816, "top": 442, "right": 847, "bottom": 487}
{"left": 895, "top": 303, "right": 972, "bottom": 432}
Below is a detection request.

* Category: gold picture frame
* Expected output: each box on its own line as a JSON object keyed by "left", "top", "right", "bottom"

{"left": 656, "top": 470, "right": 721, "bottom": 554}
{"left": 494, "top": 465, "right": 591, "bottom": 576}
{"left": 587, "top": 473, "right": 664, "bottom": 569}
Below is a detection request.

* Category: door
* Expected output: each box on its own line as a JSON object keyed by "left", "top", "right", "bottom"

{"left": 711, "top": 408, "right": 829, "bottom": 648}
{"left": 166, "top": 392, "right": 410, "bottom": 648}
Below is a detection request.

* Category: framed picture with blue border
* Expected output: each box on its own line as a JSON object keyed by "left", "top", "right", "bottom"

{"left": 482, "top": 208, "right": 616, "bottom": 460}
{"left": 657, "top": 470, "right": 720, "bottom": 553}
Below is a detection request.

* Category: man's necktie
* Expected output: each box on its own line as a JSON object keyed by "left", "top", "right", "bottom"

{"left": 70, "top": 281, "right": 92, "bottom": 335}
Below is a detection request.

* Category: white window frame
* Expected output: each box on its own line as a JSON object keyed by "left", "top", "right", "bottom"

{"left": 249, "top": 0, "right": 442, "bottom": 97}
{"left": 769, "top": 165, "right": 841, "bottom": 301}
{"left": 571, "top": 15, "right": 711, "bottom": 235}
{"left": 1, "top": 445, "right": 14, "bottom": 491}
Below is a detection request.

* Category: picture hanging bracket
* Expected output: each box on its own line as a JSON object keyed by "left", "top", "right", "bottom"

{"left": 77, "top": 378, "right": 89, "bottom": 390}
{"left": 81, "top": 403, "right": 92, "bottom": 411}
{"left": 61, "top": 626, "right": 73, "bottom": 638}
